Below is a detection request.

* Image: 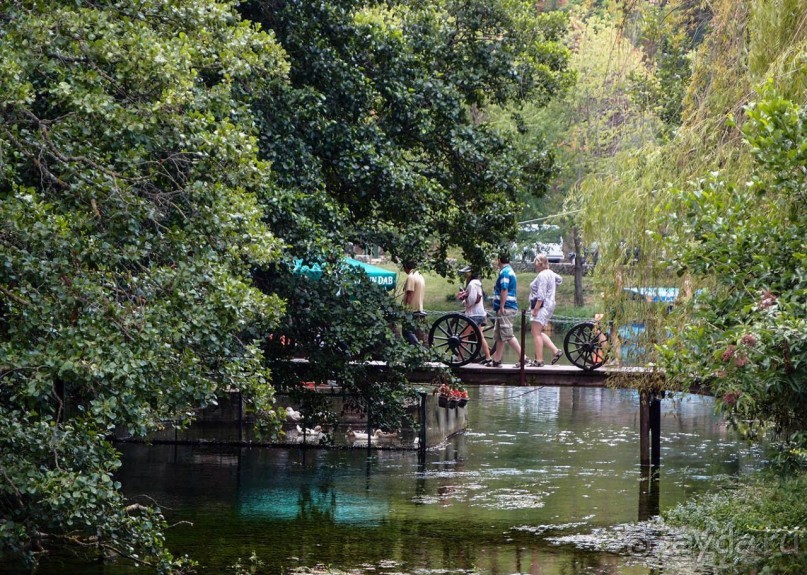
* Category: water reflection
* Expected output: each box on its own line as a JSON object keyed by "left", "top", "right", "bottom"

{"left": 638, "top": 466, "right": 660, "bottom": 521}
{"left": 14, "top": 387, "right": 759, "bottom": 575}
{"left": 238, "top": 451, "right": 390, "bottom": 524}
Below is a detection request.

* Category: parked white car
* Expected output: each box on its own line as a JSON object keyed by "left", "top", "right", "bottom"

{"left": 536, "top": 238, "right": 564, "bottom": 263}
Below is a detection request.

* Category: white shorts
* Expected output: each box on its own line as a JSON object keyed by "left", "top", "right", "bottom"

{"left": 531, "top": 305, "right": 554, "bottom": 327}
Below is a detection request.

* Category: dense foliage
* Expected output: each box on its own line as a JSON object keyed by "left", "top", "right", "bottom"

{"left": 571, "top": 0, "right": 797, "bottom": 384}
{"left": 554, "top": 1, "right": 807, "bottom": 572}
{"left": 255, "top": 263, "right": 424, "bottom": 435}
{"left": 0, "top": 0, "right": 286, "bottom": 568}
{"left": 566, "top": 0, "right": 807, "bottom": 443}
{"left": 241, "top": 0, "right": 573, "bottom": 273}
{"left": 241, "top": 0, "right": 573, "bottom": 410}
{"left": 661, "top": 88, "right": 807, "bottom": 448}
{"left": 489, "top": 1, "right": 705, "bottom": 309}
{"left": 1, "top": 0, "right": 572, "bottom": 569}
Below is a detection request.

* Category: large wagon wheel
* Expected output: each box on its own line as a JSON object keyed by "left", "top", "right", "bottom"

{"left": 563, "top": 321, "right": 606, "bottom": 371}
{"left": 428, "top": 313, "right": 482, "bottom": 367}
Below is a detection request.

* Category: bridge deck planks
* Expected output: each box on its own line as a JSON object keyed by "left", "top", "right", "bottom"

{"left": 289, "top": 358, "right": 709, "bottom": 395}
{"left": 409, "top": 362, "right": 653, "bottom": 387}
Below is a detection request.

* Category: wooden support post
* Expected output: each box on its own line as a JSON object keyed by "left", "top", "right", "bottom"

{"left": 640, "top": 389, "right": 662, "bottom": 468}
{"left": 418, "top": 391, "right": 427, "bottom": 452}
{"left": 519, "top": 309, "right": 526, "bottom": 386}
{"left": 650, "top": 393, "right": 661, "bottom": 468}
{"left": 366, "top": 399, "right": 373, "bottom": 450}
{"left": 237, "top": 391, "right": 243, "bottom": 443}
{"left": 639, "top": 389, "right": 650, "bottom": 467}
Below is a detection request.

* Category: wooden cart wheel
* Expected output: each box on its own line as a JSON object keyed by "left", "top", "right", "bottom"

{"left": 428, "top": 313, "right": 482, "bottom": 367}
{"left": 563, "top": 321, "right": 606, "bottom": 371}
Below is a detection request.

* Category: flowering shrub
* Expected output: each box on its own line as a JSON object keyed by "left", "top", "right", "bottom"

{"left": 661, "top": 87, "right": 807, "bottom": 459}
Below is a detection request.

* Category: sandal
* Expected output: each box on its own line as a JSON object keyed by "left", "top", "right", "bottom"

{"left": 480, "top": 358, "right": 494, "bottom": 366}
{"left": 530, "top": 359, "right": 545, "bottom": 367}
{"left": 551, "top": 350, "right": 563, "bottom": 365}
{"left": 491, "top": 361, "right": 502, "bottom": 368}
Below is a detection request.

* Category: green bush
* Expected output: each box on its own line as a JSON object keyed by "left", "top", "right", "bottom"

{"left": 664, "top": 471, "right": 807, "bottom": 574}
{"left": 661, "top": 87, "right": 807, "bottom": 444}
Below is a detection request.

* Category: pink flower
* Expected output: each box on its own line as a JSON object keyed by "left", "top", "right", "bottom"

{"left": 734, "top": 353, "right": 749, "bottom": 367}
{"left": 759, "top": 290, "right": 777, "bottom": 310}
{"left": 721, "top": 345, "right": 737, "bottom": 362}
{"left": 740, "top": 334, "right": 757, "bottom": 347}
{"left": 723, "top": 391, "right": 741, "bottom": 406}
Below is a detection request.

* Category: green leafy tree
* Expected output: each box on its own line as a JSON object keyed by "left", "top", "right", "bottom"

{"left": 0, "top": 0, "right": 287, "bottom": 568}
{"left": 570, "top": 0, "right": 806, "bottom": 377}
{"left": 239, "top": 0, "right": 574, "bottom": 414}
{"left": 661, "top": 87, "right": 807, "bottom": 450}
{"left": 498, "top": 9, "right": 664, "bottom": 307}
{"left": 0, "top": 0, "right": 575, "bottom": 567}
{"left": 255, "top": 263, "right": 425, "bottom": 435}
{"left": 624, "top": 0, "right": 710, "bottom": 133}
{"left": 241, "top": 0, "right": 573, "bottom": 273}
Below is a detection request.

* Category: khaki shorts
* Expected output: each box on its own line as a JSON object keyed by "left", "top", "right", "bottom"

{"left": 493, "top": 309, "right": 517, "bottom": 341}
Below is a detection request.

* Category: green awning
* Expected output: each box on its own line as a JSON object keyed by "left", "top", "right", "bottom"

{"left": 292, "top": 257, "right": 398, "bottom": 291}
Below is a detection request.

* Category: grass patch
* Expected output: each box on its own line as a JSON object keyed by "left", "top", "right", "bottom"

{"left": 664, "top": 470, "right": 807, "bottom": 574}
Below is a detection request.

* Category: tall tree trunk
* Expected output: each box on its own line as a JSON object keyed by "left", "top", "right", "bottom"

{"left": 573, "top": 225, "right": 584, "bottom": 307}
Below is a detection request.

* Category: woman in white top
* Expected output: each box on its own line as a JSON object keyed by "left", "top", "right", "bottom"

{"left": 457, "top": 265, "right": 493, "bottom": 365}
{"left": 526, "top": 254, "right": 563, "bottom": 367}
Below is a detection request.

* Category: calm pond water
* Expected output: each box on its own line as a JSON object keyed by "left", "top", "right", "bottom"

{"left": 16, "top": 386, "right": 760, "bottom": 574}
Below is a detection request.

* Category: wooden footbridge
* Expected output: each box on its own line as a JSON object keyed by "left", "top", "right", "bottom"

{"left": 407, "top": 361, "right": 656, "bottom": 387}
{"left": 290, "top": 357, "right": 710, "bottom": 467}
{"left": 398, "top": 308, "right": 713, "bottom": 468}
{"left": 166, "top": 357, "right": 709, "bottom": 469}
{"left": 403, "top": 360, "right": 710, "bottom": 468}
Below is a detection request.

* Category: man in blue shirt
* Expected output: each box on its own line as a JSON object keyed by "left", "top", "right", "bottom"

{"left": 491, "top": 252, "right": 522, "bottom": 367}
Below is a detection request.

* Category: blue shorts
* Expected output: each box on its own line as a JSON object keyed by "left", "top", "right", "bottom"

{"left": 468, "top": 315, "right": 487, "bottom": 326}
